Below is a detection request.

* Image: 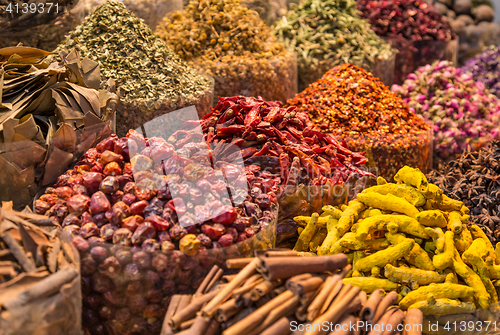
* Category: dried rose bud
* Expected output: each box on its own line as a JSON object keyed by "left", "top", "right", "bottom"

{"left": 100, "top": 224, "right": 118, "bottom": 241}
{"left": 161, "top": 240, "right": 175, "bottom": 254}
{"left": 81, "top": 222, "right": 100, "bottom": 239}
{"left": 124, "top": 263, "right": 143, "bottom": 281}
{"left": 218, "top": 234, "right": 234, "bottom": 247}
{"left": 113, "top": 228, "right": 133, "bottom": 246}
{"left": 34, "top": 200, "right": 50, "bottom": 215}
{"left": 67, "top": 194, "right": 91, "bottom": 215}
{"left": 133, "top": 250, "right": 151, "bottom": 269}
{"left": 121, "top": 215, "right": 144, "bottom": 232}
{"left": 82, "top": 172, "right": 103, "bottom": 194}
{"left": 131, "top": 154, "right": 153, "bottom": 171}
{"left": 62, "top": 214, "right": 81, "bottom": 228}
{"left": 130, "top": 200, "right": 149, "bottom": 216}
{"left": 90, "top": 191, "right": 111, "bottom": 215}
{"left": 179, "top": 234, "right": 201, "bottom": 256}
{"left": 122, "top": 193, "right": 137, "bottom": 206}
{"left": 98, "top": 256, "right": 122, "bottom": 279}
{"left": 100, "top": 150, "right": 124, "bottom": 165}
{"left": 81, "top": 254, "right": 97, "bottom": 276}
{"left": 72, "top": 235, "right": 90, "bottom": 254}
{"left": 142, "top": 238, "right": 160, "bottom": 253}
{"left": 91, "top": 272, "right": 114, "bottom": 293}
{"left": 100, "top": 176, "right": 120, "bottom": 194}
{"left": 201, "top": 223, "right": 225, "bottom": 240}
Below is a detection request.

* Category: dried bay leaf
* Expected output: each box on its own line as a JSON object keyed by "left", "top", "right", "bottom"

{"left": 47, "top": 239, "right": 60, "bottom": 274}
{"left": 52, "top": 124, "right": 77, "bottom": 152}
{"left": 41, "top": 146, "right": 73, "bottom": 186}
{"left": 0, "top": 47, "right": 52, "bottom": 63}
{"left": 13, "top": 114, "right": 38, "bottom": 141}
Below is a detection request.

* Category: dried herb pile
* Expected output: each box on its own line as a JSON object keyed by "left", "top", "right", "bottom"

{"left": 156, "top": 0, "right": 296, "bottom": 103}
{"left": 462, "top": 45, "right": 500, "bottom": 98}
{"left": 428, "top": 142, "right": 500, "bottom": 244}
{"left": 56, "top": 0, "right": 212, "bottom": 136}
{"left": 0, "top": 47, "right": 116, "bottom": 209}
{"left": 357, "top": 0, "right": 455, "bottom": 42}
{"left": 392, "top": 60, "right": 500, "bottom": 162}
{"left": 273, "top": 0, "right": 394, "bottom": 90}
{"left": 287, "top": 63, "right": 431, "bottom": 179}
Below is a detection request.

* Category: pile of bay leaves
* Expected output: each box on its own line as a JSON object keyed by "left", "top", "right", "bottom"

{"left": 0, "top": 47, "right": 118, "bottom": 209}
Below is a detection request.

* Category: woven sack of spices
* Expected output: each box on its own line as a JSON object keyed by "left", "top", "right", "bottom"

{"left": 357, "top": 0, "right": 458, "bottom": 85}
{"left": 55, "top": 1, "right": 213, "bottom": 137}
{"left": 0, "top": 204, "right": 81, "bottom": 335}
{"left": 156, "top": 0, "right": 297, "bottom": 104}
{"left": 287, "top": 63, "right": 432, "bottom": 180}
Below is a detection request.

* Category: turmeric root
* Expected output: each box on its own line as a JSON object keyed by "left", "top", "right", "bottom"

{"left": 360, "top": 208, "right": 383, "bottom": 219}
{"left": 294, "top": 213, "right": 320, "bottom": 251}
{"left": 467, "top": 233, "right": 496, "bottom": 262}
{"left": 357, "top": 192, "right": 420, "bottom": 218}
{"left": 399, "top": 283, "right": 475, "bottom": 310}
{"left": 386, "top": 216, "right": 429, "bottom": 239}
{"left": 339, "top": 232, "right": 389, "bottom": 251}
{"left": 429, "top": 195, "right": 463, "bottom": 212}
{"left": 394, "top": 166, "right": 429, "bottom": 193}
{"left": 337, "top": 200, "right": 366, "bottom": 236}
{"left": 321, "top": 205, "right": 343, "bottom": 220}
{"left": 454, "top": 227, "right": 473, "bottom": 252}
{"left": 415, "top": 210, "right": 447, "bottom": 228}
{"left": 485, "top": 257, "right": 500, "bottom": 280}
{"left": 293, "top": 215, "right": 330, "bottom": 227}
{"left": 377, "top": 176, "right": 387, "bottom": 185}
{"left": 362, "top": 183, "right": 426, "bottom": 207}
{"left": 408, "top": 298, "right": 475, "bottom": 315}
{"left": 426, "top": 227, "right": 445, "bottom": 254}
{"left": 453, "top": 251, "right": 491, "bottom": 309}
{"left": 317, "top": 216, "right": 341, "bottom": 256}
{"left": 386, "top": 232, "right": 435, "bottom": 271}
{"left": 433, "top": 231, "right": 455, "bottom": 270}
{"left": 309, "top": 228, "right": 327, "bottom": 253}
{"left": 354, "top": 239, "right": 415, "bottom": 272}
{"left": 384, "top": 264, "right": 446, "bottom": 288}
{"left": 462, "top": 251, "right": 498, "bottom": 304}
{"left": 355, "top": 215, "right": 428, "bottom": 240}
{"left": 424, "top": 183, "right": 444, "bottom": 200}
{"left": 343, "top": 277, "right": 399, "bottom": 293}
{"left": 447, "top": 211, "right": 463, "bottom": 235}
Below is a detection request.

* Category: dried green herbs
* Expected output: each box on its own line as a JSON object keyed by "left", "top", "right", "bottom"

{"left": 287, "top": 64, "right": 431, "bottom": 179}
{"left": 56, "top": 0, "right": 212, "bottom": 136}
{"left": 274, "top": 0, "right": 395, "bottom": 90}
{"left": 156, "top": 0, "right": 297, "bottom": 103}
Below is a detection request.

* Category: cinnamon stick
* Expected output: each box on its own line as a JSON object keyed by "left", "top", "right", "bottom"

{"left": 176, "top": 315, "right": 212, "bottom": 335}
{"left": 176, "top": 295, "right": 192, "bottom": 315}
{"left": 179, "top": 319, "right": 195, "bottom": 330}
{"left": 360, "top": 289, "right": 384, "bottom": 324}
{"left": 205, "top": 268, "right": 224, "bottom": 293}
{"left": 235, "top": 289, "right": 254, "bottom": 308}
{"left": 260, "top": 254, "right": 348, "bottom": 280}
{"left": 343, "top": 294, "right": 363, "bottom": 315}
{"left": 368, "top": 307, "right": 397, "bottom": 335}
{"left": 1, "top": 231, "right": 36, "bottom": 272}
{"left": 227, "top": 258, "right": 255, "bottom": 269}
{"left": 403, "top": 309, "right": 423, "bottom": 335}
{"left": 307, "top": 275, "right": 340, "bottom": 321}
{"left": 304, "top": 286, "right": 361, "bottom": 335}
{"left": 290, "top": 276, "right": 325, "bottom": 295}
{"left": 170, "top": 290, "right": 220, "bottom": 329}
{"left": 247, "top": 294, "right": 300, "bottom": 335}
{"left": 286, "top": 273, "right": 313, "bottom": 290}
{"left": 203, "top": 258, "right": 259, "bottom": 317}
{"left": 161, "top": 295, "right": 182, "bottom": 335}
{"left": 296, "top": 289, "right": 320, "bottom": 322}
{"left": 382, "top": 309, "right": 405, "bottom": 335}
{"left": 360, "top": 291, "right": 367, "bottom": 305}
{"left": 250, "top": 280, "right": 279, "bottom": 301}
{"left": 231, "top": 275, "right": 263, "bottom": 298}
{"left": 373, "top": 291, "right": 398, "bottom": 324}
{"left": 273, "top": 285, "right": 287, "bottom": 297}
{"left": 205, "top": 319, "right": 220, "bottom": 335}
{"left": 216, "top": 298, "right": 242, "bottom": 322}
{"left": 195, "top": 265, "right": 219, "bottom": 296}
{"left": 222, "top": 274, "right": 237, "bottom": 283}
{"left": 222, "top": 290, "right": 294, "bottom": 335}
{"left": 321, "top": 281, "right": 347, "bottom": 314}
{"left": 264, "top": 250, "right": 298, "bottom": 257}
{"left": 300, "top": 291, "right": 317, "bottom": 305}
{"left": 328, "top": 313, "right": 357, "bottom": 335}
{"left": 260, "top": 317, "right": 292, "bottom": 335}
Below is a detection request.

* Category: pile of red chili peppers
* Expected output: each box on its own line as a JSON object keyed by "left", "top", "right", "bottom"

{"left": 170, "top": 96, "right": 372, "bottom": 203}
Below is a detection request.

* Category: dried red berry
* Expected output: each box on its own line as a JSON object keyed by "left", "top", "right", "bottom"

{"left": 213, "top": 205, "right": 238, "bottom": 225}
{"left": 100, "top": 176, "right": 120, "bottom": 194}
{"left": 100, "top": 224, "right": 118, "bottom": 241}
{"left": 122, "top": 193, "right": 137, "bottom": 206}
{"left": 55, "top": 186, "right": 74, "bottom": 199}
{"left": 72, "top": 235, "right": 90, "bottom": 254}
{"left": 218, "top": 233, "right": 234, "bottom": 247}
{"left": 100, "top": 150, "right": 124, "bottom": 165}
{"left": 112, "top": 228, "right": 133, "bottom": 246}
{"left": 131, "top": 224, "right": 156, "bottom": 245}
{"left": 81, "top": 222, "right": 100, "bottom": 239}
{"left": 90, "top": 191, "right": 111, "bottom": 215}
{"left": 67, "top": 194, "right": 91, "bottom": 215}
{"left": 130, "top": 200, "right": 149, "bottom": 216}
{"left": 82, "top": 172, "right": 103, "bottom": 194}
{"left": 121, "top": 215, "right": 144, "bottom": 232}
{"left": 201, "top": 223, "right": 226, "bottom": 240}
{"left": 34, "top": 200, "right": 50, "bottom": 215}
{"left": 98, "top": 256, "right": 122, "bottom": 279}
{"left": 103, "top": 162, "right": 122, "bottom": 177}
{"left": 133, "top": 250, "right": 151, "bottom": 269}
{"left": 145, "top": 214, "right": 170, "bottom": 231}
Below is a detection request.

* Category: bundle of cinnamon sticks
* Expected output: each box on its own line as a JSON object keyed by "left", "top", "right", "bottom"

{"left": 161, "top": 250, "right": 424, "bottom": 335}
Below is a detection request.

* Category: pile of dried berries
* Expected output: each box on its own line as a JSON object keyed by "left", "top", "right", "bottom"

{"left": 287, "top": 63, "right": 431, "bottom": 180}
{"left": 392, "top": 60, "right": 500, "bottom": 163}
{"left": 427, "top": 141, "right": 500, "bottom": 244}
{"left": 55, "top": 0, "right": 212, "bottom": 136}
{"left": 155, "top": 0, "right": 297, "bottom": 103}
{"left": 462, "top": 45, "right": 500, "bottom": 98}
{"left": 357, "top": 0, "right": 457, "bottom": 84}
{"left": 35, "top": 129, "right": 277, "bottom": 334}
{"left": 274, "top": 0, "right": 395, "bottom": 90}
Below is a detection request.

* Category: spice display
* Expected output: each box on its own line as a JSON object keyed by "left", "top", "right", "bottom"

{"left": 357, "top": 0, "right": 458, "bottom": 84}
{"left": 155, "top": 0, "right": 297, "bottom": 104}
{"left": 241, "top": 0, "right": 289, "bottom": 24}
{"left": 427, "top": 141, "right": 500, "bottom": 244}
{"left": 292, "top": 165, "right": 500, "bottom": 325}
{"left": 200, "top": 96, "right": 372, "bottom": 247}
{"left": 55, "top": 0, "right": 212, "bottom": 137}
{"left": 36, "top": 127, "right": 278, "bottom": 334}
{"left": 80, "top": 0, "right": 182, "bottom": 29}
{"left": 287, "top": 63, "right": 431, "bottom": 179}
{"left": 462, "top": 45, "right": 500, "bottom": 98}
{"left": 0, "top": 47, "right": 117, "bottom": 210}
{"left": 0, "top": 203, "right": 81, "bottom": 334}
{"left": 0, "top": 1, "right": 84, "bottom": 51}
{"left": 162, "top": 251, "right": 419, "bottom": 335}
{"left": 392, "top": 60, "right": 500, "bottom": 162}
{"left": 273, "top": 0, "right": 395, "bottom": 91}
{"left": 431, "top": 0, "right": 500, "bottom": 65}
